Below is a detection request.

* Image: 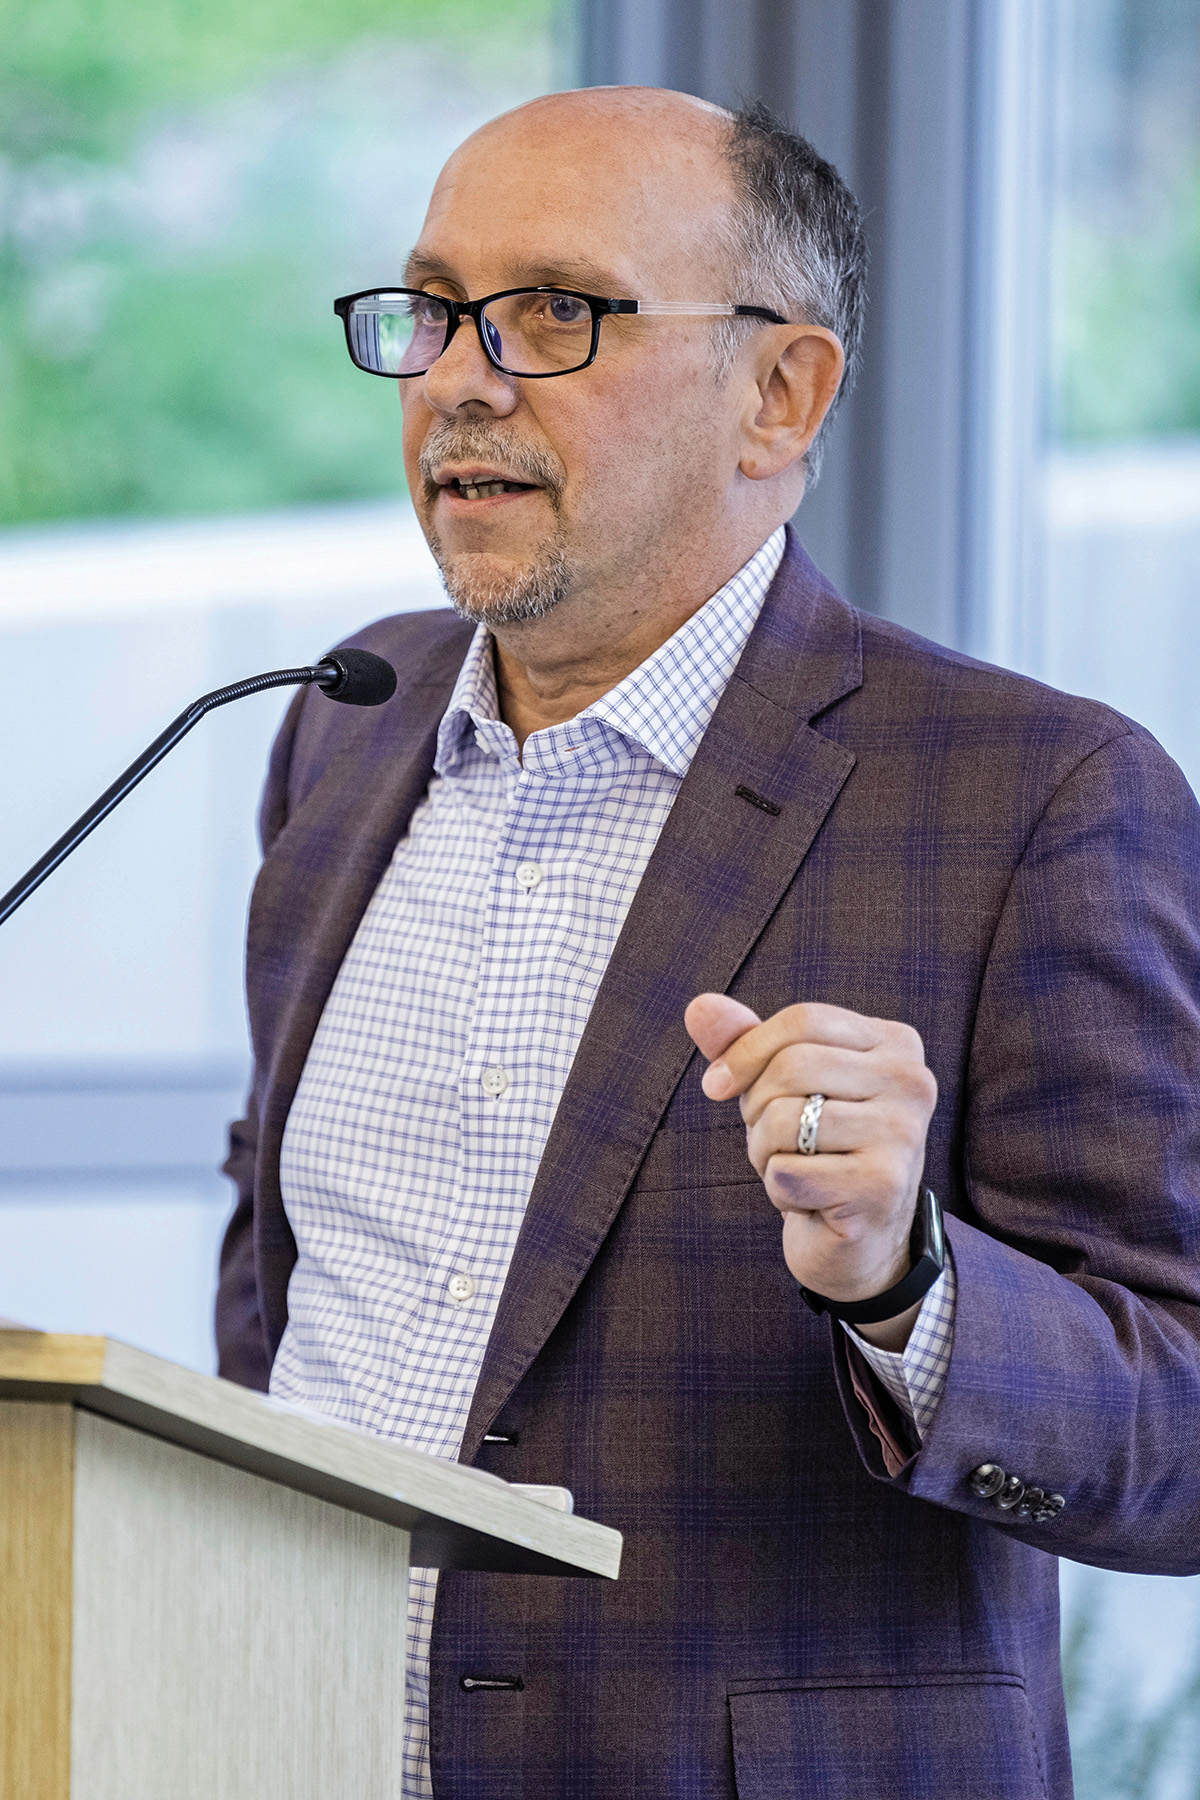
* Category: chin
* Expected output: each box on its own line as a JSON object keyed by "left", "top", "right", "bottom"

{"left": 432, "top": 541, "right": 571, "bottom": 628}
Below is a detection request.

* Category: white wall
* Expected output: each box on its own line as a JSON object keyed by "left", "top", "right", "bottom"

{"left": 0, "top": 501, "right": 448, "bottom": 1368}
{"left": 1039, "top": 440, "right": 1200, "bottom": 791}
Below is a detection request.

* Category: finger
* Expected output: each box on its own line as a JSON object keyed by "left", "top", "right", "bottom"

{"left": 739, "top": 1042, "right": 889, "bottom": 1126}
{"left": 761, "top": 1146, "right": 904, "bottom": 1222}
{"left": 745, "top": 1095, "right": 881, "bottom": 1172}
{"left": 704, "top": 1002, "right": 890, "bottom": 1099}
{"left": 684, "top": 992, "right": 762, "bottom": 1069}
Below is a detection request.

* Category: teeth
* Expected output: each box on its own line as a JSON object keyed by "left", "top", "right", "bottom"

{"left": 456, "top": 480, "right": 513, "bottom": 499}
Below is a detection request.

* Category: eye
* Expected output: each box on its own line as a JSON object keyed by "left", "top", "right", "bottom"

{"left": 411, "top": 293, "right": 447, "bottom": 325}
{"left": 546, "top": 293, "right": 589, "bottom": 325}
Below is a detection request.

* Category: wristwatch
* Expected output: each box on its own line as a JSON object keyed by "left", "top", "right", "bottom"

{"left": 799, "top": 1187, "right": 946, "bottom": 1325}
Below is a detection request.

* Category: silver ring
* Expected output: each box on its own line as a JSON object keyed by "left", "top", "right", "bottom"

{"left": 797, "top": 1092, "right": 825, "bottom": 1156}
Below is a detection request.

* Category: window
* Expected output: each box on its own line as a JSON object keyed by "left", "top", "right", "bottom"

{"left": 0, "top": 0, "right": 567, "bottom": 1368}
{"left": 1, "top": 0, "right": 564, "bottom": 524}
{"left": 1036, "top": 0, "right": 1200, "bottom": 792}
{"left": 1031, "top": 5, "right": 1200, "bottom": 1791}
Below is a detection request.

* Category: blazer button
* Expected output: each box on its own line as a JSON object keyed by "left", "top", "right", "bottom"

{"left": 968, "top": 1463, "right": 1007, "bottom": 1499}
{"left": 1032, "top": 1493, "right": 1066, "bottom": 1524}
{"left": 995, "top": 1475, "right": 1026, "bottom": 1510}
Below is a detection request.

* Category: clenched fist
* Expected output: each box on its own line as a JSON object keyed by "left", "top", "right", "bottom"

{"left": 684, "top": 994, "right": 938, "bottom": 1350}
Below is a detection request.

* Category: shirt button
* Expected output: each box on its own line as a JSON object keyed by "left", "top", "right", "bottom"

{"left": 515, "top": 862, "right": 543, "bottom": 890}
{"left": 481, "top": 1065, "right": 509, "bottom": 1098}
{"left": 447, "top": 1272, "right": 477, "bottom": 1304}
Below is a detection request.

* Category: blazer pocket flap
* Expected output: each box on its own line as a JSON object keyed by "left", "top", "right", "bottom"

{"left": 729, "top": 1674, "right": 1048, "bottom": 1800}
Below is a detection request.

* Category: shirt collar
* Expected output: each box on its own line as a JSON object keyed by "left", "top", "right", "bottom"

{"left": 585, "top": 528, "right": 785, "bottom": 776}
{"left": 435, "top": 527, "right": 786, "bottom": 780}
{"left": 434, "top": 622, "right": 503, "bottom": 775}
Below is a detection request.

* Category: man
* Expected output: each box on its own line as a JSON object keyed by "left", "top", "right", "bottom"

{"left": 217, "top": 87, "right": 1200, "bottom": 1799}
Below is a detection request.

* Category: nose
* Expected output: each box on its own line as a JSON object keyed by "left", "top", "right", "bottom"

{"left": 421, "top": 308, "right": 519, "bottom": 418}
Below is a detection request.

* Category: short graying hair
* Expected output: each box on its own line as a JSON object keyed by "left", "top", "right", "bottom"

{"left": 714, "top": 101, "right": 868, "bottom": 484}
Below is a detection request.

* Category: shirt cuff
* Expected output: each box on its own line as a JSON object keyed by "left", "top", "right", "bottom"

{"left": 839, "top": 1251, "right": 957, "bottom": 1439}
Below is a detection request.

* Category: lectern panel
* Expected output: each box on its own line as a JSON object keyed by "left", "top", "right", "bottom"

{"left": 0, "top": 1402, "right": 74, "bottom": 1800}
{"left": 70, "top": 1410, "right": 409, "bottom": 1800}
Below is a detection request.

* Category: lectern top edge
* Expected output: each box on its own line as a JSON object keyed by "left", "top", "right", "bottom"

{"left": 0, "top": 1327, "right": 622, "bottom": 1580}
{"left": 0, "top": 1327, "right": 107, "bottom": 1385}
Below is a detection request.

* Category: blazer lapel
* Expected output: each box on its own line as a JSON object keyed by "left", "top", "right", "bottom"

{"left": 250, "top": 618, "right": 472, "bottom": 1350}
{"left": 461, "top": 537, "right": 863, "bottom": 1456}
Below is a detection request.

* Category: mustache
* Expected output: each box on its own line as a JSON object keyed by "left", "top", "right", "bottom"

{"left": 418, "top": 420, "right": 565, "bottom": 506}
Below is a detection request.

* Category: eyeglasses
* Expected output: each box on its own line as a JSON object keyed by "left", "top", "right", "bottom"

{"left": 333, "top": 286, "right": 788, "bottom": 380}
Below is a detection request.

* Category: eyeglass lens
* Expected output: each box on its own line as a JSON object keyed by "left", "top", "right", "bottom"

{"left": 347, "top": 291, "right": 595, "bottom": 377}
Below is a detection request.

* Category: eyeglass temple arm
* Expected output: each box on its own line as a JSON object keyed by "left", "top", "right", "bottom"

{"left": 618, "top": 301, "right": 788, "bottom": 322}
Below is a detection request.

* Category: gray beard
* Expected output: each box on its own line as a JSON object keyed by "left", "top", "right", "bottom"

{"left": 428, "top": 531, "right": 571, "bottom": 627}
{"left": 418, "top": 419, "right": 570, "bottom": 626}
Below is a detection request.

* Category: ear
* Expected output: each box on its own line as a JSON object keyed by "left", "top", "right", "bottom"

{"left": 737, "top": 325, "right": 845, "bottom": 482}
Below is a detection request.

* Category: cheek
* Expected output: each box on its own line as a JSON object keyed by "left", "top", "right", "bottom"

{"left": 557, "top": 361, "right": 724, "bottom": 510}
{"left": 399, "top": 392, "right": 424, "bottom": 480}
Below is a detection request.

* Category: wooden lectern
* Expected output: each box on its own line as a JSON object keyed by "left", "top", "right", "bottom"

{"left": 0, "top": 1327, "right": 621, "bottom": 1800}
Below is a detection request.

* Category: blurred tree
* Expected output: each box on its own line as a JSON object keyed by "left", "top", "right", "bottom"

{"left": 0, "top": 0, "right": 559, "bottom": 523}
{"left": 1049, "top": 0, "right": 1200, "bottom": 446}
{"left": 1056, "top": 161, "right": 1200, "bottom": 441}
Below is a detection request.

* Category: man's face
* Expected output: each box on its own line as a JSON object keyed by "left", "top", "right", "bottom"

{"left": 400, "top": 94, "right": 750, "bottom": 627}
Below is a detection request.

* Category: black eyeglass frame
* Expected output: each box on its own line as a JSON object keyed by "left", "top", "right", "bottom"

{"left": 333, "top": 285, "right": 790, "bottom": 380}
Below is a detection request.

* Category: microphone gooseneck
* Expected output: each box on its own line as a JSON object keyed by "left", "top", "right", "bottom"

{"left": 0, "top": 648, "right": 397, "bottom": 930}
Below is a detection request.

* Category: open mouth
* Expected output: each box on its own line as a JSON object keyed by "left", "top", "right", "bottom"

{"left": 440, "top": 474, "right": 539, "bottom": 501}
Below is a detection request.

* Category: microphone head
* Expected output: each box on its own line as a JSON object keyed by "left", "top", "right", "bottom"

{"left": 315, "top": 648, "right": 398, "bottom": 707}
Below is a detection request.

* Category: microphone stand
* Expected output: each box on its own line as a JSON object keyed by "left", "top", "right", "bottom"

{"left": 0, "top": 654, "right": 385, "bottom": 930}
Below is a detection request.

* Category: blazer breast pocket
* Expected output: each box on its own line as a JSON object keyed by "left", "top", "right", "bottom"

{"left": 728, "top": 1673, "right": 1049, "bottom": 1800}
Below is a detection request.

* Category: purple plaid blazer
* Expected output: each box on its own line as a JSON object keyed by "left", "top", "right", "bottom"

{"left": 218, "top": 532, "right": 1200, "bottom": 1799}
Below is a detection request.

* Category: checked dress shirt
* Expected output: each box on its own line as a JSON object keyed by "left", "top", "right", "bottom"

{"left": 272, "top": 526, "right": 956, "bottom": 1797}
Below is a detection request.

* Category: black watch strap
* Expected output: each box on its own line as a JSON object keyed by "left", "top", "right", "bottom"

{"left": 799, "top": 1187, "right": 946, "bottom": 1325}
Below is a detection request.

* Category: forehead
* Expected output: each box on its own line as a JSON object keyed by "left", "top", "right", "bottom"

{"left": 409, "top": 103, "right": 734, "bottom": 293}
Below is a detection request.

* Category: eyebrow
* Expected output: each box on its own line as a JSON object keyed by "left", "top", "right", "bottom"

{"left": 402, "top": 249, "right": 630, "bottom": 296}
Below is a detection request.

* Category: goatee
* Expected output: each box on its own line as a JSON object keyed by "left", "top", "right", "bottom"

{"left": 418, "top": 419, "right": 571, "bottom": 625}
{"left": 426, "top": 531, "right": 571, "bottom": 626}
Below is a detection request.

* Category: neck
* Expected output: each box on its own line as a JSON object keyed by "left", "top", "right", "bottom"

{"left": 492, "top": 606, "right": 691, "bottom": 750}
{"left": 490, "top": 527, "right": 780, "bottom": 751}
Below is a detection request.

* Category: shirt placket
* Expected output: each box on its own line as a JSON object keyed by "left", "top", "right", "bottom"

{"left": 462, "top": 727, "right": 621, "bottom": 1137}
{"left": 454, "top": 760, "right": 561, "bottom": 1280}
{"left": 389, "top": 733, "right": 548, "bottom": 1453}
{"left": 419, "top": 733, "right": 605, "bottom": 1427}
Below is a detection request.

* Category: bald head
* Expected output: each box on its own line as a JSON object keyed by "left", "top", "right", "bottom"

{"left": 478, "top": 83, "right": 732, "bottom": 145}
{"left": 418, "top": 86, "right": 741, "bottom": 306}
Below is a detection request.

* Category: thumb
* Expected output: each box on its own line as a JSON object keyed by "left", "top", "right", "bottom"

{"left": 684, "top": 992, "right": 762, "bottom": 1063}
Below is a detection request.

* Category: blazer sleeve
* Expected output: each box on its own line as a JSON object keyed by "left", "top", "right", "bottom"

{"left": 834, "top": 724, "right": 1200, "bottom": 1576}
{"left": 214, "top": 685, "right": 309, "bottom": 1390}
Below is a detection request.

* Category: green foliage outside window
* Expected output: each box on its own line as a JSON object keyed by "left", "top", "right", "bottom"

{"left": 1054, "top": 160, "right": 1200, "bottom": 443}
{"left": 6, "top": 0, "right": 1199, "bottom": 528}
{"left": 1048, "top": 1, "right": 1200, "bottom": 448}
{"left": 0, "top": 0, "right": 559, "bottom": 524}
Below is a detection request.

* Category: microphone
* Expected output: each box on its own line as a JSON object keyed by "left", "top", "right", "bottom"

{"left": 312, "top": 647, "right": 398, "bottom": 707}
{"left": 0, "top": 648, "right": 397, "bottom": 930}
